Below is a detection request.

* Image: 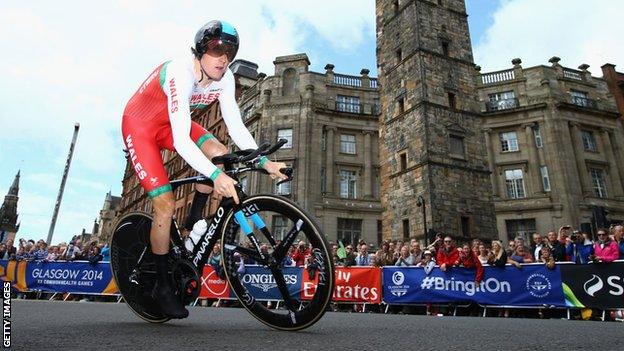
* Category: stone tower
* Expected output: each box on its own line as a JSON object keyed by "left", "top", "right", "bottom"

{"left": 376, "top": 0, "right": 497, "bottom": 241}
{"left": 0, "top": 170, "right": 20, "bottom": 243}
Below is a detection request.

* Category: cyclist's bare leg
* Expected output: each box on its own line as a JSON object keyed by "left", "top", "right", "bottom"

{"left": 151, "top": 191, "right": 175, "bottom": 254}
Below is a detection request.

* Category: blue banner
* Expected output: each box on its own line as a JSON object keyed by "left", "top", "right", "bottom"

{"left": 383, "top": 264, "right": 565, "bottom": 307}
{"left": 0, "top": 260, "right": 118, "bottom": 295}
{"left": 238, "top": 265, "right": 302, "bottom": 301}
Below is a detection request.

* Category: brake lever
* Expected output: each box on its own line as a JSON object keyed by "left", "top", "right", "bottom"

{"left": 276, "top": 167, "right": 293, "bottom": 186}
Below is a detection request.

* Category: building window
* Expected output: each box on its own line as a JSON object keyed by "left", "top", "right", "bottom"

{"left": 447, "top": 92, "right": 456, "bottom": 109}
{"left": 441, "top": 41, "right": 449, "bottom": 56}
{"left": 337, "top": 218, "right": 362, "bottom": 247}
{"left": 242, "top": 105, "right": 254, "bottom": 121}
{"left": 340, "top": 134, "right": 356, "bottom": 154}
{"left": 461, "top": 216, "right": 470, "bottom": 237}
{"left": 590, "top": 168, "right": 608, "bottom": 198}
{"left": 449, "top": 135, "right": 465, "bottom": 156}
{"left": 570, "top": 89, "right": 590, "bottom": 107}
{"left": 373, "top": 98, "right": 381, "bottom": 115}
{"left": 321, "top": 130, "right": 326, "bottom": 151}
{"left": 377, "top": 220, "right": 382, "bottom": 247}
{"left": 487, "top": 91, "right": 517, "bottom": 111}
{"left": 277, "top": 129, "right": 293, "bottom": 149}
{"left": 499, "top": 131, "right": 519, "bottom": 152}
{"left": 272, "top": 215, "right": 289, "bottom": 240}
{"left": 402, "top": 219, "right": 410, "bottom": 241}
{"left": 395, "top": 48, "right": 403, "bottom": 63}
{"left": 320, "top": 167, "right": 326, "bottom": 193}
{"left": 397, "top": 97, "right": 405, "bottom": 115}
{"left": 540, "top": 166, "right": 551, "bottom": 192}
{"left": 505, "top": 219, "right": 536, "bottom": 243}
{"left": 282, "top": 68, "right": 297, "bottom": 96}
{"left": 275, "top": 165, "right": 292, "bottom": 195}
{"left": 505, "top": 169, "right": 526, "bottom": 199}
{"left": 399, "top": 153, "right": 407, "bottom": 171}
{"left": 337, "top": 95, "right": 361, "bottom": 113}
{"left": 240, "top": 176, "right": 248, "bottom": 193}
{"left": 533, "top": 125, "right": 543, "bottom": 148}
{"left": 339, "top": 170, "right": 357, "bottom": 198}
{"left": 581, "top": 130, "right": 597, "bottom": 152}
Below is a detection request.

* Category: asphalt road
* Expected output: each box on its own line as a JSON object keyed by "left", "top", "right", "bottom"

{"left": 8, "top": 300, "right": 624, "bottom": 351}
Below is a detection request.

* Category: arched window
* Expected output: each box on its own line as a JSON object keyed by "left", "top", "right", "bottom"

{"left": 282, "top": 68, "right": 297, "bottom": 96}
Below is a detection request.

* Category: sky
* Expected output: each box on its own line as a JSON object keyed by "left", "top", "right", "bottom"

{"left": 0, "top": 0, "right": 621, "bottom": 245}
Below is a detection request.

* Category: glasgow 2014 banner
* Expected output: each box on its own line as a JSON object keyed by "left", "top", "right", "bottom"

{"left": 383, "top": 264, "right": 565, "bottom": 306}
{"left": 0, "top": 260, "right": 118, "bottom": 295}
{"left": 560, "top": 261, "right": 624, "bottom": 309}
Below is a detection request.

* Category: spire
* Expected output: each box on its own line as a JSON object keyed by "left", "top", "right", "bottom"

{"left": 9, "top": 170, "right": 20, "bottom": 197}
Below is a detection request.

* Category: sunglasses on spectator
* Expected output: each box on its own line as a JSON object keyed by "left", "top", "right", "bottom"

{"left": 444, "top": 240, "right": 452, "bottom": 243}
{"left": 597, "top": 233, "right": 606, "bottom": 236}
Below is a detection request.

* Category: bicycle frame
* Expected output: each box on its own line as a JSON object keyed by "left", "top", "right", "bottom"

{"left": 168, "top": 163, "right": 275, "bottom": 274}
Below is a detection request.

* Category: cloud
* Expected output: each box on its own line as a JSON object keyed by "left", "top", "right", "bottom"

{"left": 474, "top": 0, "right": 624, "bottom": 75}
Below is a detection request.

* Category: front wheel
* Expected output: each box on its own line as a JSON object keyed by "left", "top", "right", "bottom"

{"left": 220, "top": 195, "right": 335, "bottom": 331}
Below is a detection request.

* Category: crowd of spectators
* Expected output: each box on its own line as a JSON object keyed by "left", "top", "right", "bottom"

{"left": 328, "top": 224, "right": 624, "bottom": 275}
{"left": 0, "top": 235, "right": 110, "bottom": 264}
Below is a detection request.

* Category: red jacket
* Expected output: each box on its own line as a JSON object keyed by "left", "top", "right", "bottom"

{"left": 291, "top": 248, "right": 311, "bottom": 267}
{"left": 594, "top": 240, "right": 619, "bottom": 263}
{"left": 436, "top": 246, "right": 459, "bottom": 267}
{"left": 459, "top": 250, "right": 484, "bottom": 283}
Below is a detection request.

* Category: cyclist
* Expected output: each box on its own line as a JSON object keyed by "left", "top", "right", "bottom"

{"left": 121, "top": 20, "right": 287, "bottom": 319}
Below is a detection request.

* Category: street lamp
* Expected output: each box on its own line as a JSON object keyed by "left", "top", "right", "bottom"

{"left": 416, "top": 195, "right": 428, "bottom": 246}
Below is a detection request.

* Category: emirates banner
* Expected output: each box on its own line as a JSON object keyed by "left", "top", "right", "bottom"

{"left": 302, "top": 266, "right": 382, "bottom": 303}
{"left": 560, "top": 261, "right": 624, "bottom": 309}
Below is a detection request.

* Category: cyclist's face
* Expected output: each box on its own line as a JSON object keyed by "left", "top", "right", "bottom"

{"left": 200, "top": 50, "right": 229, "bottom": 81}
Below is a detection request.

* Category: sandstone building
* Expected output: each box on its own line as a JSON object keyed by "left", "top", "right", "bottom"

{"left": 0, "top": 171, "right": 20, "bottom": 243}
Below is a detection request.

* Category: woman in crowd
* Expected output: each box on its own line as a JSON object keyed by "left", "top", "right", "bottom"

{"left": 459, "top": 243, "right": 483, "bottom": 283}
{"left": 416, "top": 250, "right": 436, "bottom": 275}
{"left": 591, "top": 229, "right": 619, "bottom": 263}
{"left": 488, "top": 240, "right": 521, "bottom": 268}
{"left": 510, "top": 245, "right": 534, "bottom": 264}
{"left": 376, "top": 241, "right": 396, "bottom": 266}
{"left": 477, "top": 244, "right": 489, "bottom": 264}
{"left": 539, "top": 246, "right": 556, "bottom": 270}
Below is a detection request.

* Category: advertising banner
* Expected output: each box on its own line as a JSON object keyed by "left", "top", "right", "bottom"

{"left": 383, "top": 265, "right": 565, "bottom": 307}
{"left": 0, "top": 260, "right": 118, "bottom": 295}
{"left": 302, "top": 266, "right": 382, "bottom": 303}
{"left": 560, "top": 261, "right": 624, "bottom": 309}
{"left": 199, "top": 265, "right": 231, "bottom": 299}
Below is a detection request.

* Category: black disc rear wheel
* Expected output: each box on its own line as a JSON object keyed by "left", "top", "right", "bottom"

{"left": 221, "top": 195, "right": 335, "bottom": 331}
{"left": 110, "top": 212, "right": 169, "bottom": 323}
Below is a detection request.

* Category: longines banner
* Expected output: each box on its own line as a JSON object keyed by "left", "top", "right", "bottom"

{"left": 0, "top": 260, "right": 118, "bottom": 295}
{"left": 560, "top": 261, "right": 624, "bottom": 309}
{"left": 382, "top": 265, "right": 565, "bottom": 306}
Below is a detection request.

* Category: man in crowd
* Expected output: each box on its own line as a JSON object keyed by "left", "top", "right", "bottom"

{"left": 355, "top": 243, "right": 371, "bottom": 266}
{"left": 436, "top": 236, "right": 459, "bottom": 272}
{"left": 1, "top": 239, "right": 16, "bottom": 260}
{"left": 613, "top": 225, "right": 624, "bottom": 259}
{"left": 566, "top": 230, "right": 594, "bottom": 264}
{"left": 531, "top": 233, "right": 544, "bottom": 262}
{"left": 291, "top": 240, "right": 310, "bottom": 267}
{"left": 410, "top": 240, "right": 424, "bottom": 264}
{"left": 506, "top": 240, "right": 516, "bottom": 257}
{"left": 546, "top": 230, "right": 566, "bottom": 261}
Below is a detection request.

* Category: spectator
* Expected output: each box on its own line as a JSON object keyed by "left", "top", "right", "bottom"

{"left": 376, "top": 241, "right": 395, "bottom": 266}
{"left": 539, "top": 246, "right": 556, "bottom": 270}
{"left": 88, "top": 245, "right": 103, "bottom": 264}
{"left": 342, "top": 245, "right": 356, "bottom": 267}
{"left": 24, "top": 242, "right": 35, "bottom": 261}
{"left": 410, "top": 240, "right": 424, "bottom": 263}
{"left": 15, "top": 245, "right": 27, "bottom": 261}
{"left": 436, "top": 236, "right": 459, "bottom": 272}
{"left": 613, "top": 225, "right": 624, "bottom": 259}
{"left": 426, "top": 233, "right": 443, "bottom": 254}
{"left": 591, "top": 229, "right": 619, "bottom": 263}
{"left": 355, "top": 244, "right": 370, "bottom": 266}
{"left": 477, "top": 244, "right": 489, "bottom": 264}
{"left": 506, "top": 240, "right": 516, "bottom": 257}
{"left": 291, "top": 241, "right": 310, "bottom": 267}
{"left": 71, "top": 239, "right": 86, "bottom": 260}
{"left": 488, "top": 240, "right": 521, "bottom": 268}
{"left": 566, "top": 231, "right": 594, "bottom": 264}
{"left": 33, "top": 241, "right": 48, "bottom": 261}
{"left": 1, "top": 239, "right": 16, "bottom": 260}
{"left": 531, "top": 233, "right": 544, "bottom": 262}
{"left": 45, "top": 246, "right": 59, "bottom": 262}
{"left": 57, "top": 242, "right": 68, "bottom": 261}
{"left": 416, "top": 250, "right": 436, "bottom": 275}
{"left": 395, "top": 246, "right": 414, "bottom": 266}
{"left": 459, "top": 243, "right": 483, "bottom": 283}
{"left": 510, "top": 245, "right": 533, "bottom": 264}
{"left": 208, "top": 243, "right": 224, "bottom": 279}
{"left": 546, "top": 230, "right": 566, "bottom": 262}
{"left": 369, "top": 253, "right": 383, "bottom": 267}
{"left": 0, "top": 244, "right": 6, "bottom": 259}
{"left": 99, "top": 243, "right": 110, "bottom": 262}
